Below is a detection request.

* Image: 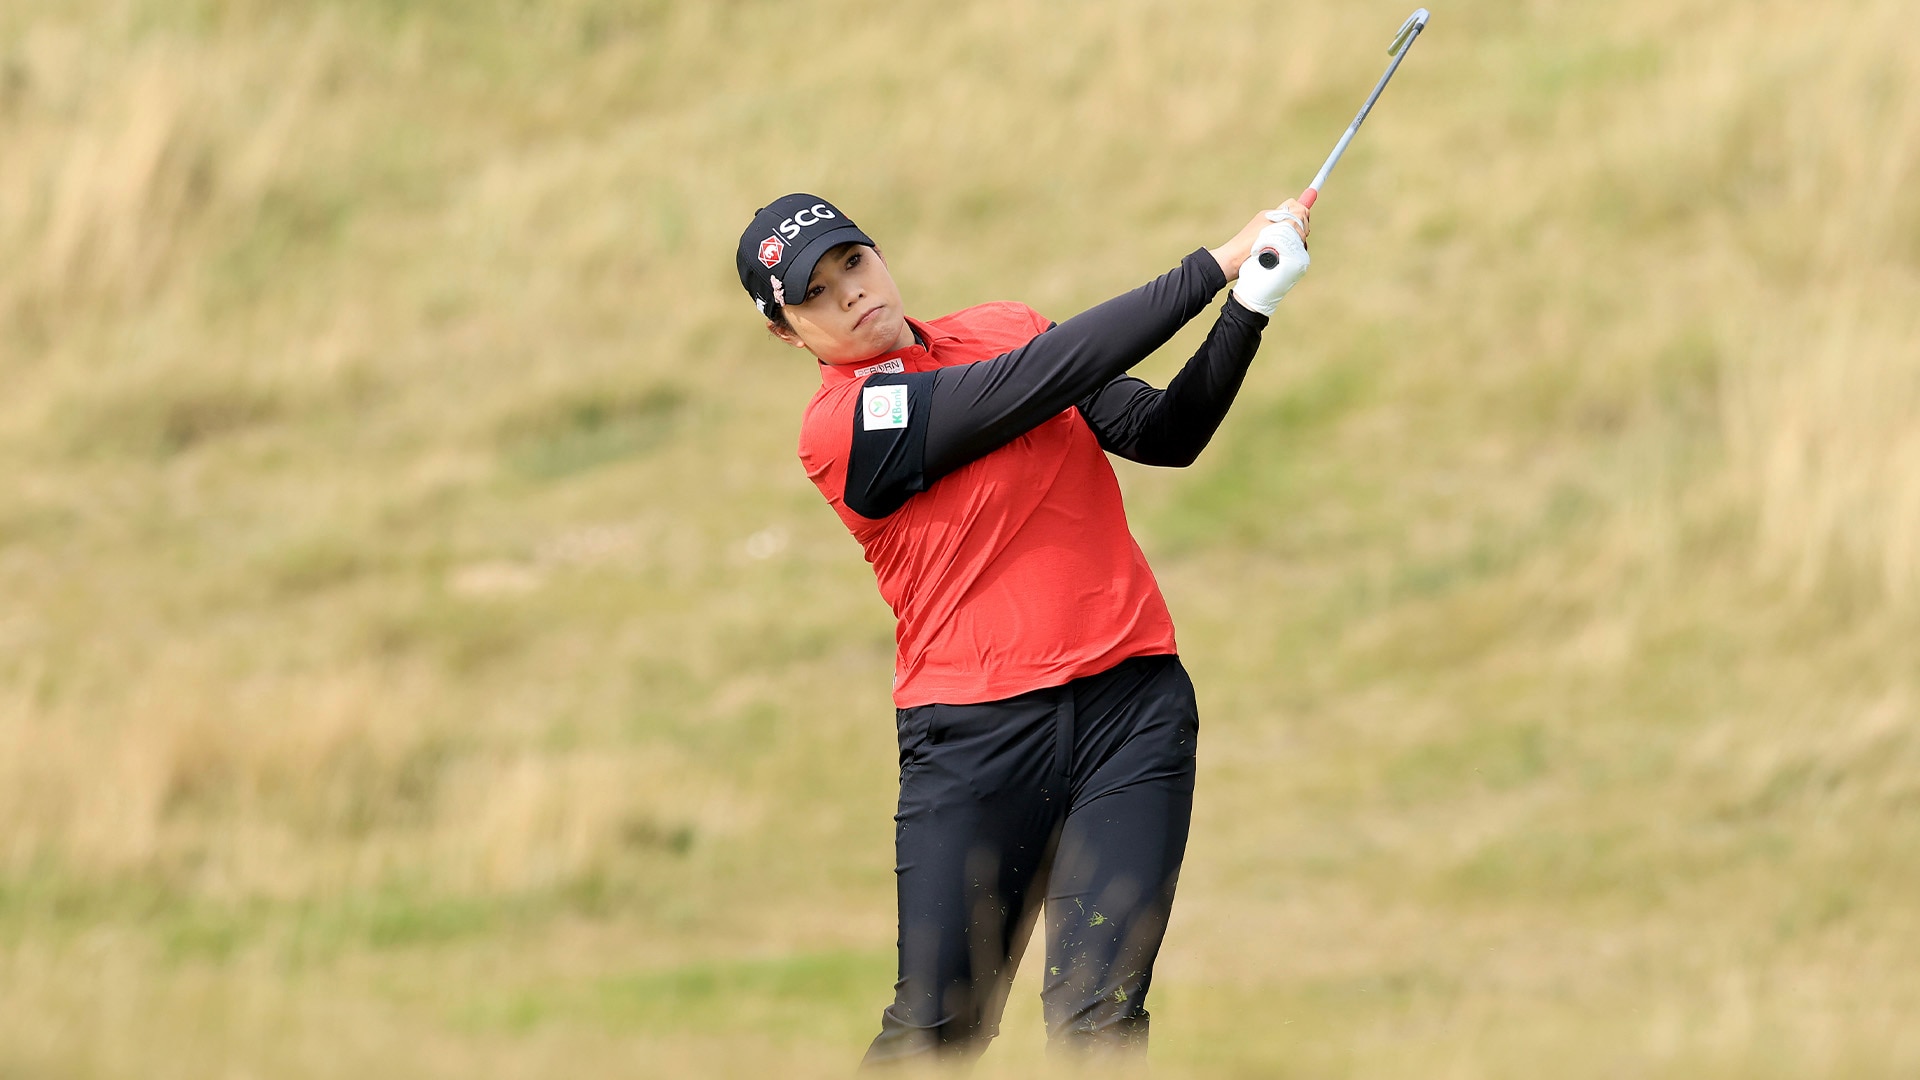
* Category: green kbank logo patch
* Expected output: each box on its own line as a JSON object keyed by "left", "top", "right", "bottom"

{"left": 861, "top": 384, "right": 909, "bottom": 431}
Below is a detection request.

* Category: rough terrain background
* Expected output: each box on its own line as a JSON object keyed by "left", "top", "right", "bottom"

{"left": 3, "top": 0, "right": 1917, "bottom": 1075}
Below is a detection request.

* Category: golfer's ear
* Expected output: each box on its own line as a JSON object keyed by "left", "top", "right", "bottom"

{"left": 768, "top": 321, "right": 807, "bottom": 349}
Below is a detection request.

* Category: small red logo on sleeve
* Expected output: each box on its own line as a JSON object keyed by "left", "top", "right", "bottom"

{"left": 757, "top": 235, "right": 785, "bottom": 268}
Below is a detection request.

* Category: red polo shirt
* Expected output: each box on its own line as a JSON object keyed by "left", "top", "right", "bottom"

{"left": 798, "top": 302, "right": 1177, "bottom": 708}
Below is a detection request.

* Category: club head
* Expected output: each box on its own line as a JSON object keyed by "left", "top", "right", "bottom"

{"left": 1389, "top": 8, "right": 1430, "bottom": 56}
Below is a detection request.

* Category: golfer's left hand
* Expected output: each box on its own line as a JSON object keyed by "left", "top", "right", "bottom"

{"left": 1232, "top": 214, "right": 1311, "bottom": 316}
{"left": 1212, "top": 199, "right": 1311, "bottom": 282}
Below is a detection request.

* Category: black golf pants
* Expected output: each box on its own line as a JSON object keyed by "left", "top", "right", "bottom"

{"left": 861, "top": 654, "right": 1198, "bottom": 1066}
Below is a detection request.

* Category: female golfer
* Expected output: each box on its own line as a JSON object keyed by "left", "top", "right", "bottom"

{"left": 735, "top": 193, "right": 1311, "bottom": 1065}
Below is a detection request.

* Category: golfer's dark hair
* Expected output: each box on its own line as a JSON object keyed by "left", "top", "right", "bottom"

{"left": 765, "top": 303, "right": 791, "bottom": 333}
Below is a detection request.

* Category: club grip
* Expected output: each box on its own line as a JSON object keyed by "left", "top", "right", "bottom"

{"left": 1257, "top": 190, "right": 1318, "bottom": 269}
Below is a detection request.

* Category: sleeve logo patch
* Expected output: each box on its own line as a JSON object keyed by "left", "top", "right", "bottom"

{"left": 862, "top": 384, "right": 909, "bottom": 430}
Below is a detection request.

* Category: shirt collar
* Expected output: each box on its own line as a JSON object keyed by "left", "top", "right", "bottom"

{"left": 817, "top": 317, "right": 959, "bottom": 384}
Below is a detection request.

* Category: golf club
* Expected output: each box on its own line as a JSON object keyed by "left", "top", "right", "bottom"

{"left": 1259, "top": 8, "right": 1430, "bottom": 268}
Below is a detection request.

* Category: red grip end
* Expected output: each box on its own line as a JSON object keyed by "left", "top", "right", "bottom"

{"left": 1299, "top": 188, "right": 1318, "bottom": 209}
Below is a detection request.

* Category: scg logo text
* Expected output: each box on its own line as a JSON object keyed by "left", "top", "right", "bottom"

{"left": 777, "top": 203, "right": 836, "bottom": 240}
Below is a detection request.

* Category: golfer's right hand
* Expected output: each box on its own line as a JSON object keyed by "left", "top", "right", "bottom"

{"left": 1231, "top": 211, "right": 1311, "bottom": 317}
{"left": 1212, "top": 199, "right": 1311, "bottom": 282}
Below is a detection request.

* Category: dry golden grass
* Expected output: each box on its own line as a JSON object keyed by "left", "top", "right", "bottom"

{"left": 1, "top": 0, "right": 1917, "bottom": 1075}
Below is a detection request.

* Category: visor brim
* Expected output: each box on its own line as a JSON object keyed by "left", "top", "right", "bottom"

{"left": 777, "top": 225, "right": 876, "bottom": 303}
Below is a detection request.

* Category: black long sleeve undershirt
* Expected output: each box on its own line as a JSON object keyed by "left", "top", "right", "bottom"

{"left": 843, "top": 249, "right": 1270, "bottom": 519}
{"left": 1073, "top": 296, "right": 1268, "bottom": 467}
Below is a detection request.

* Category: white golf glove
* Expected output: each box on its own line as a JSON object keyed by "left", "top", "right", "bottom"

{"left": 1232, "top": 210, "right": 1310, "bottom": 317}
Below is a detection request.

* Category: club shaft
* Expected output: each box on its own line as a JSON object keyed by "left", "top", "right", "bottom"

{"left": 1307, "top": 21, "right": 1425, "bottom": 197}
{"left": 1264, "top": 12, "right": 1428, "bottom": 260}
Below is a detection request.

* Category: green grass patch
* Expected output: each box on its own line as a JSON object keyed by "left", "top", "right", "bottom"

{"left": 1146, "top": 358, "right": 1373, "bottom": 552}
{"left": 0, "top": 867, "right": 670, "bottom": 963}
{"left": 1382, "top": 722, "right": 1553, "bottom": 803}
{"left": 496, "top": 384, "right": 685, "bottom": 482}
{"left": 456, "top": 948, "right": 891, "bottom": 1041}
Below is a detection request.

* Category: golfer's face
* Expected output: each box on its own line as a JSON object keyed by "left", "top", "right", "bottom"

{"left": 782, "top": 243, "right": 912, "bottom": 364}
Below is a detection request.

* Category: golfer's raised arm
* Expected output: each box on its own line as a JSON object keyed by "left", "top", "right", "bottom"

{"left": 1074, "top": 297, "right": 1269, "bottom": 468}
{"left": 839, "top": 252, "right": 1221, "bottom": 519}
{"left": 918, "top": 248, "right": 1227, "bottom": 474}
{"left": 914, "top": 201, "right": 1310, "bottom": 475}
{"left": 1073, "top": 199, "right": 1314, "bottom": 466}
{"left": 841, "top": 205, "right": 1309, "bottom": 519}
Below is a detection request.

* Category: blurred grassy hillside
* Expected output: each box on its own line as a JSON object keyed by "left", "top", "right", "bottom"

{"left": 2, "top": 0, "right": 1917, "bottom": 1076}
